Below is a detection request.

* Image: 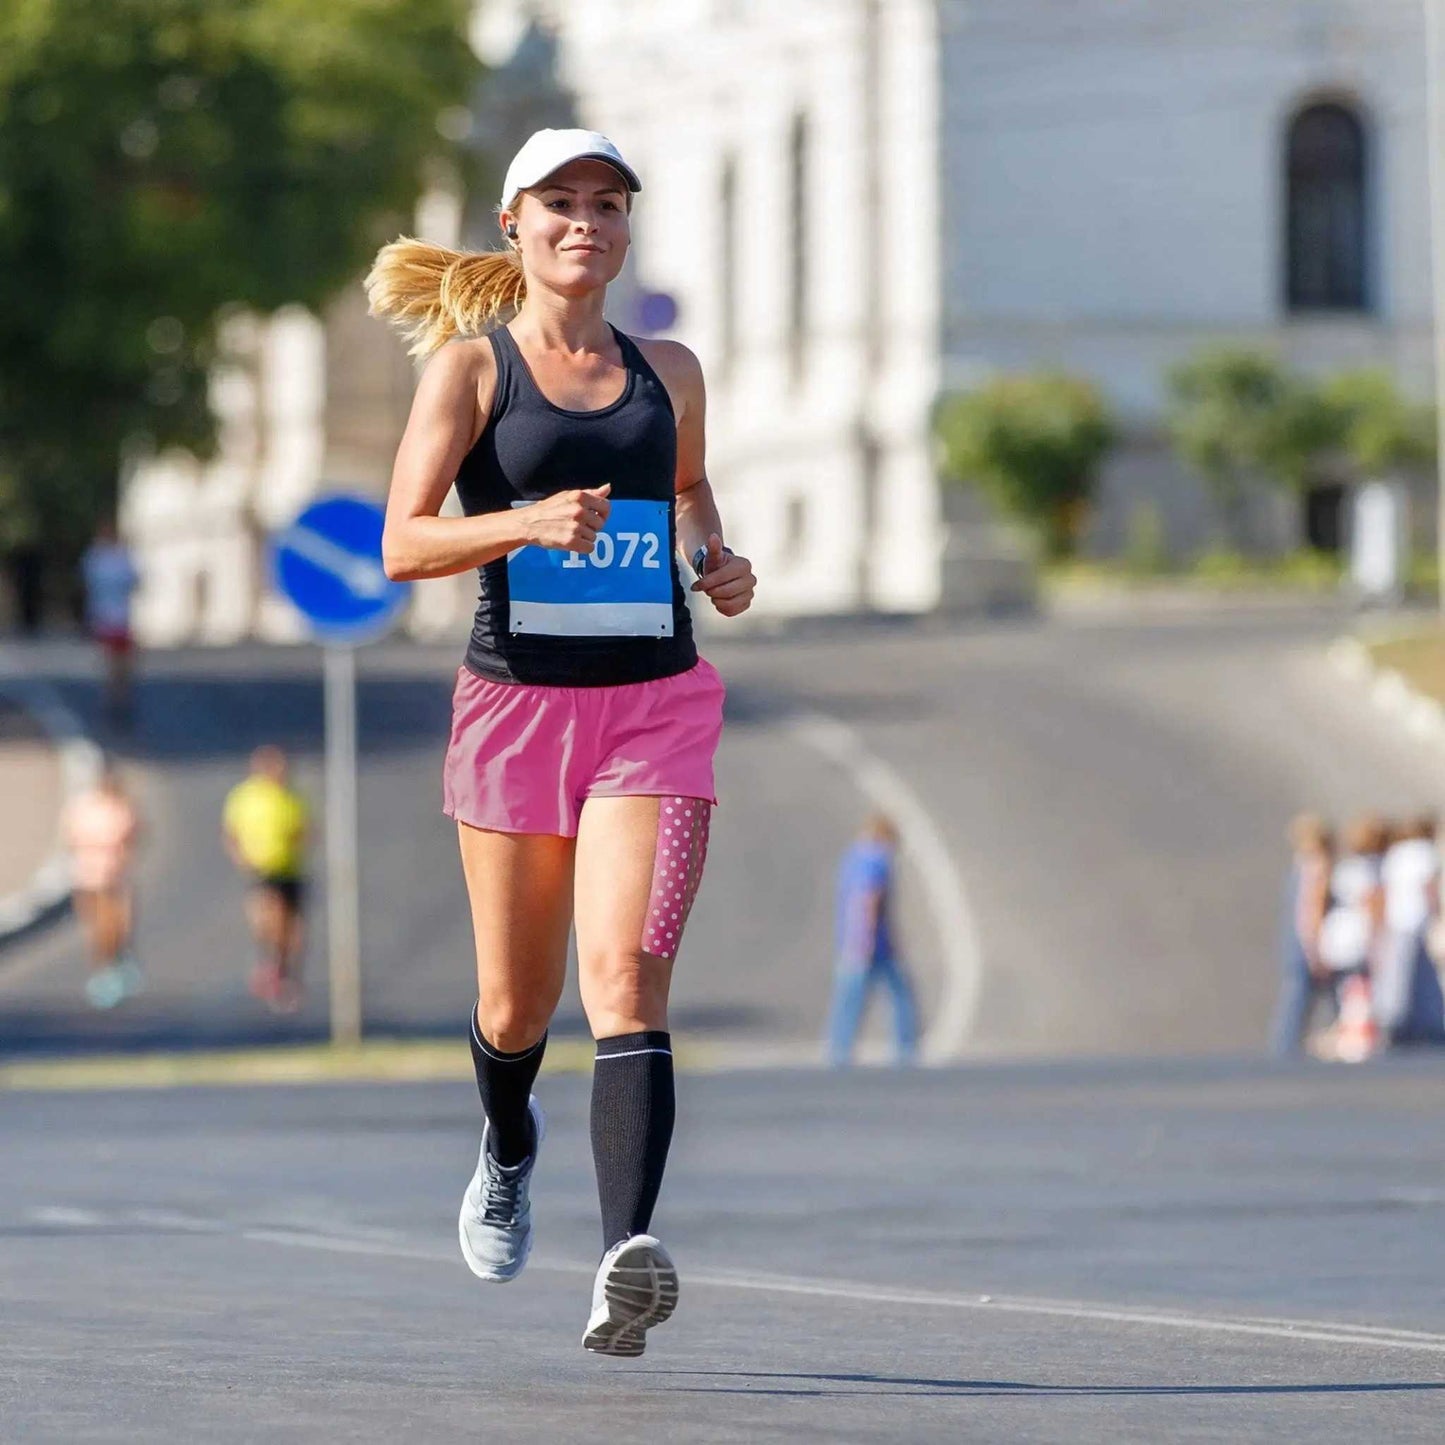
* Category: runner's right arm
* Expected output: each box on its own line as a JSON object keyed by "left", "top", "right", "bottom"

{"left": 382, "top": 340, "right": 612, "bottom": 580}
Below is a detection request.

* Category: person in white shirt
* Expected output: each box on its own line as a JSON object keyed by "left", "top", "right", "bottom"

{"left": 80, "top": 520, "right": 141, "bottom": 726}
{"left": 1379, "top": 815, "right": 1445, "bottom": 1045}
{"left": 1319, "top": 816, "right": 1386, "bottom": 980}
{"left": 1315, "top": 814, "right": 1389, "bottom": 1060}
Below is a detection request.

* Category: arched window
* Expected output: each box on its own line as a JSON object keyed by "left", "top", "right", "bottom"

{"left": 1286, "top": 102, "right": 1369, "bottom": 312}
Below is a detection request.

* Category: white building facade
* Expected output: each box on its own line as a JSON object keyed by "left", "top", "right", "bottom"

{"left": 533, "top": 0, "right": 1438, "bottom": 568}
{"left": 494, "top": 0, "right": 947, "bottom": 615}
{"left": 937, "top": 0, "right": 1436, "bottom": 553}
{"left": 124, "top": 0, "right": 1439, "bottom": 642}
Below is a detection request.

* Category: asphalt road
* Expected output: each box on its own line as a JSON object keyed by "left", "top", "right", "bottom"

{"left": 6, "top": 1058, "right": 1445, "bottom": 1443}
{"left": 4, "top": 603, "right": 1445, "bottom": 1058}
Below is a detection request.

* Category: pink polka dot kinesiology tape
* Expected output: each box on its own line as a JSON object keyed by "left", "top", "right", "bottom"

{"left": 642, "top": 797, "right": 711, "bottom": 960}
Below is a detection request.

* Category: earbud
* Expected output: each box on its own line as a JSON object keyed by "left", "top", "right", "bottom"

{"left": 506, "top": 223, "right": 518, "bottom": 241}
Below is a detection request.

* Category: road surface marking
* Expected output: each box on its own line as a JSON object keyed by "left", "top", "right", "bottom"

{"left": 30, "top": 1204, "right": 1444, "bottom": 1355}
{"left": 27, "top": 1205, "right": 102, "bottom": 1227}
{"left": 787, "top": 711, "right": 984, "bottom": 1061}
{"left": 207, "top": 1212, "right": 1445, "bottom": 1357}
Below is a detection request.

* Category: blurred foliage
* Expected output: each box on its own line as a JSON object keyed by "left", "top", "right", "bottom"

{"left": 1122, "top": 499, "right": 1169, "bottom": 577}
{"left": 1408, "top": 549, "right": 1441, "bottom": 600}
{"left": 1165, "top": 349, "right": 1304, "bottom": 539}
{"left": 1272, "top": 546, "right": 1345, "bottom": 588}
{"left": 1190, "top": 543, "right": 1260, "bottom": 583}
{"left": 1047, "top": 546, "right": 1342, "bottom": 592}
{"left": 1188, "top": 545, "right": 1256, "bottom": 583}
{"left": 1167, "top": 349, "right": 1437, "bottom": 544}
{"left": 1319, "top": 368, "right": 1437, "bottom": 475}
{"left": 0, "top": 0, "right": 477, "bottom": 561}
{"left": 1253, "top": 383, "right": 1343, "bottom": 491}
{"left": 1187, "top": 546, "right": 1342, "bottom": 589}
{"left": 935, "top": 372, "right": 1115, "bottom": 559}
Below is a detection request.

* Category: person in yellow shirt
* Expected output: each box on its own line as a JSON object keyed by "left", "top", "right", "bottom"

{"left": 223, "top": 745, "right": 309, "bottom": 1012}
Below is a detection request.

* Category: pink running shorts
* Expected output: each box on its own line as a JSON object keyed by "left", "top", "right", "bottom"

{"left": 443, "top": 659, "right": 725, "bottom": 837}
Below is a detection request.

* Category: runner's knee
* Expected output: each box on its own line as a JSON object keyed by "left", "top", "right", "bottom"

{"left": 476, "top": 993, "right": 553, "bottom": 1053}
{"left": 581, "top": 950, "right": 670, "bottom": 1035}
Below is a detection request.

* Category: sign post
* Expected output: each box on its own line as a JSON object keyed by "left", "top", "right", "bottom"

{"left": 270, "top": 495, "right": 409, "bottom": 1048}
{"left": 322, "top": 644, "right": 361, "bottom": 1046}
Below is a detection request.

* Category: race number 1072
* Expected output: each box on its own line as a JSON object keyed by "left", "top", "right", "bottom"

{"left": 562, "top": 531, "right": 662, "bottom": 569}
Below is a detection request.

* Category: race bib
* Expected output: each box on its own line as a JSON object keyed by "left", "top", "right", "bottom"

{"left": 508, "top": 497, "right": 673, "bottom": 638}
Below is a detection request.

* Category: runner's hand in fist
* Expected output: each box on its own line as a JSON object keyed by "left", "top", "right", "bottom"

{"left": 691, "top": 533, "right": 756, "bottom": 617}
{"left": 523, "top": 484, "right": 612, "bottom": 553}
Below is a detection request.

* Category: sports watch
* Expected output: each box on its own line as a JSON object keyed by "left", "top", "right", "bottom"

{"left": 691, "top": 543, "right": 733, "bottom": 580}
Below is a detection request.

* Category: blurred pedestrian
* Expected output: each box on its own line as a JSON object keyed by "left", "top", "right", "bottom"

{"left": 1379, "top": 814, "right": 1445, "bottom": 1046}
{"left": 80, "top": 519, "right": 140, "bottom": 727}
{"left": 1269, "top": 813, "right": 1334, "bottom": 1056}
{"left": 367, "top": 126, "right": 755, "bottom": 1355}
{"left": 222, "top": 746, "right": 309, "bottom": 1013}
{"left": 61, "top": 762, "right": 143, "bottom": 1009}
{"left": 1315, "top": 813, "right": 1389, "bottom": 1060}
{"left": 825, "top": 813, "right": 919, "bottom": 1067}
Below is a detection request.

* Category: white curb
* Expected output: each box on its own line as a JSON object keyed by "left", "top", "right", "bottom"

{"left": 1327, "top": 635, "right": 1445, "bottom": 744}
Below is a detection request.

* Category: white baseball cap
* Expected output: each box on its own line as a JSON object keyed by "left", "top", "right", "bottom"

{"left": 499, "top": 129, "right": 642, "bottom": 210}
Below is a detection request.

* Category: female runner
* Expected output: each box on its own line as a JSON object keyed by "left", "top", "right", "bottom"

{"left": 366, "top": 128, "right": 756, "bottom": 1356}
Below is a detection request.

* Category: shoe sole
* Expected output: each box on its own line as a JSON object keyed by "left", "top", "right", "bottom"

{"left": 582, "top": 1239, "right": 679, "bottom": 1358}
{"left": 457, "top": 1099, "right": 545, "bottom": 1284}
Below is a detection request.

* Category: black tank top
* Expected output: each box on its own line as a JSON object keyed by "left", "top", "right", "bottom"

{"left": 455, "top": 324, "right": 697, "bottom": 686}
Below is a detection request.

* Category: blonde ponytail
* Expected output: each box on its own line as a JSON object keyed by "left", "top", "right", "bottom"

{"left": 363, "top": 237, "right": 526, "bottom": 358}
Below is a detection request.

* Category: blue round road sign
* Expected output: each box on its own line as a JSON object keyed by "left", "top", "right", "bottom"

{"left": 270, "top": 493, "right": 410, "bottom": 644}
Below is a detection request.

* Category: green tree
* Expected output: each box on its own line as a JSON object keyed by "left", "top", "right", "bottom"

{"left": 935, "top": 372, "right": 1115, "bottom": 559}
{"left": 1167, "top": 351, "right": 1436, "bottom": 510}
{"left": 0, "top": 0, "right": 477, "bottom": 590}
{"left": 1252, "top": 380, "right": 1344, "bottom": 493}
{"left": 1164, "top": 348, "right": 1309, "bottom": 541}
{"left": 1318, "top": 368, "right": 1436, "bottom": 476}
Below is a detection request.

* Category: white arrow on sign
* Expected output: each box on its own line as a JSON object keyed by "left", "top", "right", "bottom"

{"left": 278, "top": 523, "right": 391, "bottom": 601}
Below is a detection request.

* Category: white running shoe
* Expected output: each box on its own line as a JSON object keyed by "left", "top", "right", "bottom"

{"left": 458, "top": 1097, "right": 545, "bottom": 1282}
{"left": 582, "top": 1234, "right": 679, "bottom": 1358}
{"left": 84, "top": 966, "right": 126, "bottom": 1010}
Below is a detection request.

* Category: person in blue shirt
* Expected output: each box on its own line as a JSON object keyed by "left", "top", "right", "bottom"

{"left": 825, "top": 813, "right": 919, "bottom": 1066}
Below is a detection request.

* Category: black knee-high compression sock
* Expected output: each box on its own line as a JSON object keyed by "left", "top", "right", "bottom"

{"left": 469, "top": 1004, "right": 545, "bottom": 1167}
{"left": 590, "top": 1030, "right": 675, "bottom": 1252}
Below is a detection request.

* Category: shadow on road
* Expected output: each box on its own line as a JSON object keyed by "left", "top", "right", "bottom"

{"left": 644, "top": 1370, "right": 1445, "bottom": 1398}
